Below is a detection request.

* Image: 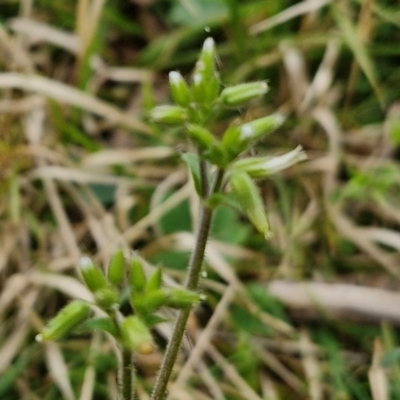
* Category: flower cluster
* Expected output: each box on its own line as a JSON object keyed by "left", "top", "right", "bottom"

{"left": 150, "top": 37, "right": 306, "bottom": 239}
{"left": 37, "top": 250, "right": 202, "bottom": 354}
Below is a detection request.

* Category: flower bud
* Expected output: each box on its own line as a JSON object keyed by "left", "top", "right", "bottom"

{"left": 164, "top": 288, "right": 204, "bottom": 309}
{"left": 192, "top": 38, "right": 220, "bottom": 105}
{"left": 169, "top": 71, "right": 191, "bottom": 107}
{"left": 122, "top": 316, "right": 155, "bottom": 354}
{"left": 150, "top": 105, "right": 187, "bottom": 125}
{"left": 239, "top": 113, "right": 285, "bottom": 143}
{"left": 107, "top": 248, "right": 125, "bottom": 286}
{"left": 194, "top": 37, "right": 217, "bottom": 81}
{"left": 130, "top": 255, "right": 146, "bottom": 292}
{"left": 219, "top": 81, "right": 269, "bottom": 107}
{"left": 229, "top": 171, "right": 272, "bottom": 240}
{"left": 230, "top": 146, "right": 307, "bottom": 178}
{"left": 37, "top": 300, "right": 90, "bottom": 342}
{"left": 80, "top": 257, "right": 109, "bottom": 293}
{"left": 222, "top": 114, "right": 285, "bottom": 161}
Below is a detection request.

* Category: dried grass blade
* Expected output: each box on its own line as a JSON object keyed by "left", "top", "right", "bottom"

{"left": 0, "top": 73, "right": 151, "bottom": 133}
{"left": 9, "top": 18, "right": 79, "bottom": 53}
{"left": 44, "top": 342, "right": 76, "bottom": 400}
{"left": 368, "top": 338, "right": 389, "bottom": 400}
{"left": 250, "top": 0, "right": 332, "bottom": 35}
{"left": 333, "top": 4, "right": 384, "bottom": 107}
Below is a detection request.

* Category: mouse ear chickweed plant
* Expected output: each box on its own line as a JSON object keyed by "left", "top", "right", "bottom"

{"left": 37, "top": 37, "right": 306, "bottom": 400}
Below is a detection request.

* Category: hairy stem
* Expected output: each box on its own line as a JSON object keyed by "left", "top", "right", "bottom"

{"left": 150, "top": 169, "right": 224, "bottom": 400}
{"left": 120, "top": 348, "right": 136, "bottom": 400}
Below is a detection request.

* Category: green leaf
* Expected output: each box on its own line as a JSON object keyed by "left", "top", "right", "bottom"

{"left": 211, "top": 205, "right": 250, "bottom": 245}
{"left": 75, "top": 317, "right": 119, "bottom": 338}
{"left": 181, "top": 152, "right": 203, "bottom": 198}
{"left": 142, "top": 313, "right": 169, "bottom": 328}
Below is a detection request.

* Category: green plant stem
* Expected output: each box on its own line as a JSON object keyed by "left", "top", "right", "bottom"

{"left": 121, "top": 348, "right": 136, "bottom": 400}
{"left": 150, "top": 169, "right": 224, "bottom": 400}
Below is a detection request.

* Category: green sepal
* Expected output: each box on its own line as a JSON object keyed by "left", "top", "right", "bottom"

{"left": 130, "top": 255, "right": 147, "bottom": 292}
{"left": 80, "top": 257, "right": 109, "bottom": 293}
{"left": 206, "top": 192, "right": 240, "bottom": 210}
{"left": 221, "top": 124, "right": 244, "bottom": 161}
{"left": 121, "top": 316, "right": 155, "bottom": 354}
{"left": 186, "top": 124, "right": 216, "bottom": 150}
{"left": 229, "top": 171, "right": 272, "bottom": 240}
{"left": 37, "top": 300, "right": 90, "bottom": 342}
{"left": 192, "top": 72, "right": 220, "bottom": 106}
{"left": 146, "top": 268, "right": 163, "bottom": 292}
{"left": 94, "top": 286, "right": 119, "bottom": 310}
{"left": 107, "top": 248, "right": 125, "bottom": 286}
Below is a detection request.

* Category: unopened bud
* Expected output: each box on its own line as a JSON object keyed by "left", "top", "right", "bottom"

{"left": 130, "top": 256, "right": 146, "bottom": 292}
{"left": 80, "top": 257, "right": 109, "bottom": 293}
{"left": 122, "top": 316, "right": 155, "bottom": 354}
{"left": 169, "top": 71, "right": 191, "bottom": 107}
{"left": 229, "top": 171, "right": 272, "bottom": 240}
{"left": 231, "top": 146, "right": 307, "bottom": 178}
{"left": 165, "top": 288, "right": 202, "bottom": 309}
{"left": 220, "top": 81, "right": 269, "bottom": 107}
{"left": 239, "top": 113, "right": 285, "bottom": 142}
{"left": 192, "top": 37, "right": 220, "bottom": 105}
{"left": 37, "top": 300, "right": 90, "bottom": 342}
{"left": 150, "top": 105, "right": 187, "bottom": 125}
{"left": 107, "top": 248, "right": 125, "bottom": 286}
